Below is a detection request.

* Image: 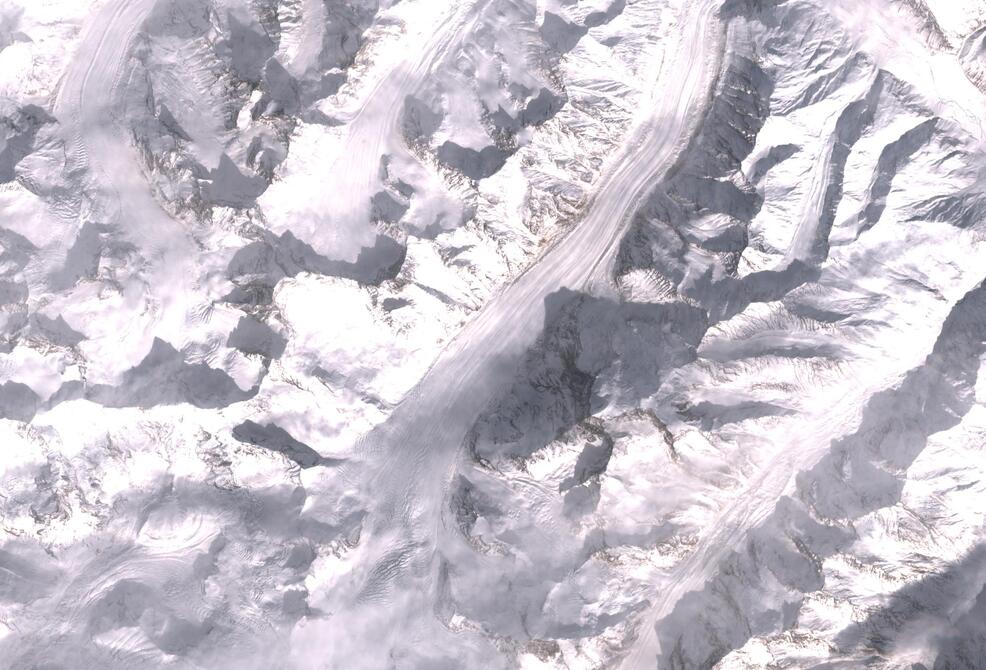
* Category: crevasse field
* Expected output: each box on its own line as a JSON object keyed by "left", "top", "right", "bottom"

{"left": 1, "top": 0, "right": 986, "bottom": 668}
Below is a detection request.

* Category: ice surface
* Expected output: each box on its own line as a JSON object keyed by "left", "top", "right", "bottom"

{"left": 1, "top": 0, "right": 985, "bottom": 668}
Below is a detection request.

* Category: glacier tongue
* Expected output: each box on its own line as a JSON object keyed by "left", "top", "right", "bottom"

{"left": 1, "top": 0, "right": 986, "bottom": 668}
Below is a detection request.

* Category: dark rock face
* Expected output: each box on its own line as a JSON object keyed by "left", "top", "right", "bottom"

{"left": 84, "top": 338, "right": 257, "bottom": 410}
{"left": 468, "top": 288, "right": 708, "bottom": 464}
{"left": 225, "top": 230, "right": 407, "bottom": 305}
{"left": 540, "top": 12, "right": 587, "bottom": 54}
{"left": 0, "top": 381, "right": 39, "bottom": 422}
{"left": 232, "top": 420, "right": 336, "bottom": 468}
{"left": 435, "top": 142, "right": 509, "bottom": 181}
{"left": 227, "top": 315, "right": 286, "bottom": 359}
{"left": 0, "top": 103, "right": 51, "bottom": 183}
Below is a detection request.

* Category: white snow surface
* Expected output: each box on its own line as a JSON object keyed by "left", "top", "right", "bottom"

{"left": 1, "top": 0, "right": 986, "bottom": 668}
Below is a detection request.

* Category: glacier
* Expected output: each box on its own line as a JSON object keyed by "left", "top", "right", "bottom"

{"left": 0, "top": 0, "right": 985, "bottom": 668}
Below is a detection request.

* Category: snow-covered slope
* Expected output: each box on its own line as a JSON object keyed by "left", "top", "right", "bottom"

{"left": 0, "top": 0, "right": 984, "bottom": 668}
